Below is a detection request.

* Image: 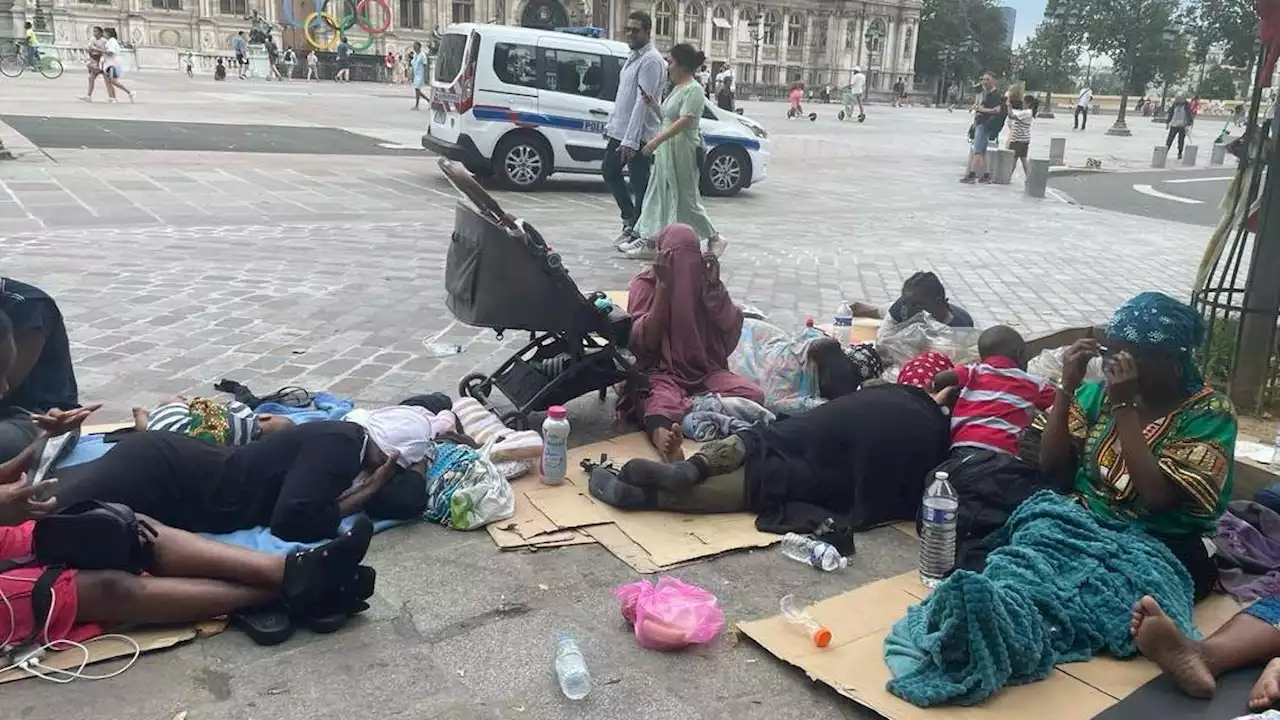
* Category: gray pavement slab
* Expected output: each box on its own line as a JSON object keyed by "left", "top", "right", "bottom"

{"left": 0, "top": 71, "right": 1227, "bottom": 719}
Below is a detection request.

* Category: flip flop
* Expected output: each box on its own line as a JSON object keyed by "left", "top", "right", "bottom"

{"left": 230, "top": 602, "right": 294, "bottom": 646}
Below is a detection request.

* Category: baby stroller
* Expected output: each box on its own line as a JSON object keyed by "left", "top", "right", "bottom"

{"left": 440, "top": 159, "right": 639, "bottom": 430}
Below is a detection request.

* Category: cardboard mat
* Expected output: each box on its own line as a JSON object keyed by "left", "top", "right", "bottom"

{"left": 738, "top": 571, "right": 1241, "bottom": 719}
{"left": 0, "top": 619, "right": 226, "bottom": 685}
{"left": 486, "top": 432, "right": 779, "bottom": 572}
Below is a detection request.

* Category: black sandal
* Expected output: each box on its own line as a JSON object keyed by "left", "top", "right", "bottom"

{"left": 295, "top": 565, "right": 377, "bottom": 634}
{"left": 230, "top": 601, "right": 294, "bottom": 646}
{"left": 281, "top": 518, "right": 374, "bottom": 607}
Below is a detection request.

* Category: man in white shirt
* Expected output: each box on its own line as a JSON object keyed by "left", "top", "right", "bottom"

{"left": 1074, "top": 86, "right": 1093, "bottom": 131}
{"left": 604, "top": 10, "right": 667, "bottom": 250}
{"left": 844, "top": 66, "right": 867, "bottom": 122}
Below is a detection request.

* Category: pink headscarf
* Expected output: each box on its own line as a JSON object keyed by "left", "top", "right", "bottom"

{"left": 627, "top": 224, "right": 743, "bottom": 386}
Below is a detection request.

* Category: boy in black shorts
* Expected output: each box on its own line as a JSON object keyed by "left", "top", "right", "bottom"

{"left": 1006, "top": 85, "right": 1034, "bottom": 178}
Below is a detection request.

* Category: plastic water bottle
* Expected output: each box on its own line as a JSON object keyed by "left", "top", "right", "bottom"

{"left": 780, "top": 533, "right": 848, "bottom": 571}
{"left": 780, "top": 594, "right": 833, "bottom": 648}
{"left": 540, "top": 405, "right": 571, "bottom": 485}
{"left": 553, "top": 635, "right": 591, "bottom": 700}
{"left": 832, "top": 303, "right": 853, "bottom": 342}
{"left": 919, "top": 471, "right": 959, "bottom": 587}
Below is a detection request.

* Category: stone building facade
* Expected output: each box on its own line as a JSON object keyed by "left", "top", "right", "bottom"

{"left": 4, "top": 0, "right": 920, "bottom": 91}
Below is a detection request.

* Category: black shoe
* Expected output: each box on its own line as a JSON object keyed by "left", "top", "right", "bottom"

{"left": 294, "top": 565, "right": 376, "bottom": 634}
{"left": 282, "top": 517, "right": 374, "bottom": 607}
{"left": 959, "top": 174, "right": 977, "bottom": 184}
{"left": 231, "top": 601, "right": 295, "bottom": 646}
{"left": 977, "top": 174, "right": 992, "bottom": 184}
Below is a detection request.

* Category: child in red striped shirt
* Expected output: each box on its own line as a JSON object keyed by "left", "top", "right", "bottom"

{"left": 932, "top": 326, "right": 1056, "bottom": 455}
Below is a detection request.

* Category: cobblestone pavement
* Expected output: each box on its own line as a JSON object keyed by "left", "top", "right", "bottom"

{"left": 0, "top": 73, "right": 1221, "bottom": 720}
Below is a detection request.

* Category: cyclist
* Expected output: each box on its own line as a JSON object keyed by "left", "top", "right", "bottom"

{"left": 22, "top": 21, "right": 38, "bottom": 69}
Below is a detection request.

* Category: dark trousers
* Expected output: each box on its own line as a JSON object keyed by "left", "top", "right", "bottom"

{"left": 601, "top": 137, "right": 652, "bottom": 231}
{"left": 1074, "top": 105, "right": 1088, "bottom": 129}
{"left": 1165, "top": 126, "right": 1188, "bottom": 157}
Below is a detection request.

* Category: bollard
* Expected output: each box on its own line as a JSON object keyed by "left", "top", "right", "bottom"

{"left": 1152, "top": 145, "right": 1169, "bottom": 168}
{"left": 1025, "top": 158, "right": 1050, "bottom": 198}
{"left": 1211, "top": 144, "right": 1227, "bottom": 165}
{"left": 1182, "top": 145, "right": 1199, "bottom": 166}
{"left": 1048, "top": 137, "right": 1066, "bottom": 167}
{"left": 992, "top": 149, "right": 1016, "bottom": 184}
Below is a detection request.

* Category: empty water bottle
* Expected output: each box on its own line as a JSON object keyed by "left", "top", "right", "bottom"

{"left": 919, "top": 471, "right": 959, "bottom": 587}
{"left": 553, "top": 635, "right": 592, "bottom": 700}
{"left": 780, "top": 533, "right": 848, "bottom": 572}
{"left": 780, "top": 594, "right": 833, "bottom": 647}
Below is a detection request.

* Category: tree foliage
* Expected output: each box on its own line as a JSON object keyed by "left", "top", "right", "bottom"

{"left": 1054, "top": 0, "right": 1185, "bottom": 101}
{"left": 1180, "top": 0, "right": 1259, "bottom": 68}
{"left": 916, "top": 0, "right": 1012, "bottom": 82}
{"left": 1012, "top": 21, "right": 1080, "bottom": 92}
{"left": 1197, "top": 66, "right": 1240, "bottom": 98}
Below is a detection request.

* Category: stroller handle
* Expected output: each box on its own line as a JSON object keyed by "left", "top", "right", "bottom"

{"left": 438, "top": 158, "right": 521, "bottom": 234}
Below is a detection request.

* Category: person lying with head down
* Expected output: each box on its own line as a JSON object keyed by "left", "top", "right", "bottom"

{"left": 52, "top": 404, "right": 437, "bottom": 543}
{"left": 623, "top": 224, "right": 764, "bottom": 461}
{"left": 848, "top": 271, "right": 975, "bottom": 328}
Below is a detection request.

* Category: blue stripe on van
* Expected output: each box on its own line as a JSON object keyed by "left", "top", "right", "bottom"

{"left": 470, "top": 105, "right": 762, "bottom": 151}
{"left": 703, "top": 134, "right": 762, "bottom": 151}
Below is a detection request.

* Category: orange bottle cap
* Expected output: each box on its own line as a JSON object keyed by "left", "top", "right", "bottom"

{"left": 813, "top": 626, "right": 833, "bottom": 648}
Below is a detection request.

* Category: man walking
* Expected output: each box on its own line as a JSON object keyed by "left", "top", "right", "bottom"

{"left": 233, "top": 31, "right": 249, "bottom": 79}
{"left": 960, "top": 72, "right": 1005, "bottom": 184}
{"left": 334, "top": 35, "right": 352, "bottom": 82}
{"left": 1074, "top": 84, "right": 1093, "bottom": 130}
{"left": 605, "top": 11, "right": 666, "bottom": 252}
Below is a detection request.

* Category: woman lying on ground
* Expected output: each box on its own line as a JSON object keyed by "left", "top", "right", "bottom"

{"left": 0, "top": 438, "right": 374, "bottom": 652}
{"left": 1040, "top": 291, "right": 1237, "bottom": 601}
{"left": 594, "top": 380, "right": 954, "bottom": 533}
{"left": 623, "top": 224, "right": 764, "bottom": 462}
{"left": 52, "top": 405, "right": 438, "bottom": 543}
{"left": 1131, "top": 593, "right": 1280, "bottom": 710}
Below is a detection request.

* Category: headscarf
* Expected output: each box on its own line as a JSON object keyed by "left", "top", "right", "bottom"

{"left": 1106, "top": 291, "right": 1206, "bottom": 394}
{"left": 627, "top": 224, "right": 744, "bottom": 385}
{"left": 897, "top": 351, "right": 953, "bottom": 390}
{"left": 845, "top": 342, "right": 884, "bottom": 384}
{"left": 344, "top": 405, "right": 436, "bottom": 467}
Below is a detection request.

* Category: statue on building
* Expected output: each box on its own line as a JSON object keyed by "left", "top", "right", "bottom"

{"left": 246, "top": 9, "right": 272, "bottom": 44}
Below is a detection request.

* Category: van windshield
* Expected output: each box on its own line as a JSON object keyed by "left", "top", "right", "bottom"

{"left": 434, "top": 33, "right": 467, "bottom": 83}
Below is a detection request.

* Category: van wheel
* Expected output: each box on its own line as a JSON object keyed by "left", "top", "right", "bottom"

{"left": 700, "top": 145, "right": 749, "bottom": 197}
{"left": 494, "top": 134, "right": 550, "bottom": 190}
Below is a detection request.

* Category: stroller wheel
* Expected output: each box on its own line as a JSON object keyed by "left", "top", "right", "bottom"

{"left": 546, "top": 252, "right": 562, "bottom": 269}
{"left": 458, "top": 372, "right": 492, "bottom": 401}
{"left": 838, "top": 110, "right": 846, "bottom": 121}
{"left": 500, "top": 411, "right": 528, "bottom": 431}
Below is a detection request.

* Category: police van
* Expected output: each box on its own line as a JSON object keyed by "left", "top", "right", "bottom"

{"left": 422, "top": 23, "right": 769, "bottom": 196}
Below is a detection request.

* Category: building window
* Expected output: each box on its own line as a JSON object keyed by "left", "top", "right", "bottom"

{"left": 399, "top": 0, "right": 424, "bottom": 28}
{"left": 452, "top": 0, "right": 473, "bottom": 23}
{"left": 786, "top": 13, "right": 803, "bottom": 47}
{"left": 683, "top": 2, "right": 703, "bottom": 40}
{"left": 151, "top": 0, "right": 182, "bottom": 9}
{"left": 903, "top": 26, "right": 913, "bottom": 59}
{"left": 761, "top": 64, "right": 778, "bottom": 84}
{"left": 218, "top": 0, "right": 247, "bottom": 14}
{"left": 786, "top": 65, "right": 801, "bottom": 81}
{"left": 762, "top": 10, "right": 778, "bottom": 45}
{"left": 814, "top": 18, "right": 827, "bottom": 51}
{"left": 865, "top": 19, "right": 886, "bottom": 53}
{"left": 654, "top": 0, "right": 674, "bottom": 38}
{"left": 845, "top": 20, "right": 856, "bottom": 49}
{"left": 711, "top": 5, "right": 729, "bottom": 42}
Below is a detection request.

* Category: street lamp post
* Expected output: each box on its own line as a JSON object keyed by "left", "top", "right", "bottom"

{"left": 1152, "top": 25, "right": 1178, "bottom": 123}
{"left": 748, "top": 13, "right": 762, "bottom": 88}
{"left": 1040, "top": 5, "right": 1078, "bottom": 120}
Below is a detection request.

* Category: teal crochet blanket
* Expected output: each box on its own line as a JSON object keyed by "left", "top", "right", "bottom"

{"left": 883, "top": 491, "right": 1198, "bottom": 707}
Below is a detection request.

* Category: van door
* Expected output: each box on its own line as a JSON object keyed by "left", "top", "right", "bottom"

{"left": 533, "top": 37, "right": 619, "bottom": 171}
{"left": 428, "top": 29, "right": 478, "bottom": 147}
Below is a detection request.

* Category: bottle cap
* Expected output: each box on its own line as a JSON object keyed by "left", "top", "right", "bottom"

{"left": 812, "top": 626, "right": 833, "bottom": 648}
{"left": 547, "top": 406, "right": 567, "bottom": 419}
{"left": 934, "top": 471, "right": 949, "bottom": 481}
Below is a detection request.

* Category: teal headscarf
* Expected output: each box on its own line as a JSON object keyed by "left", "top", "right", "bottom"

{"left": 1106, "top": 292, "right": 1205, "bottom": 394}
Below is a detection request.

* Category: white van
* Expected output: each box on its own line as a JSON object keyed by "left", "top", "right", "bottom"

{"left": 423, "top": 23, "right": 769, "bottom": 196}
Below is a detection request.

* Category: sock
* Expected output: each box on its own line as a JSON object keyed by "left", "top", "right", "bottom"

{"left": 588, "top": 468, "right": 656, "bottom": 509}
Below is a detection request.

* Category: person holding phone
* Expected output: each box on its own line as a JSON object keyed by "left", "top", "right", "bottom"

{"left": 605, "top": 11, "right": 667, "bottom": 254}
{"left": 623, "top": 43, "right": 727, "bottom": 259}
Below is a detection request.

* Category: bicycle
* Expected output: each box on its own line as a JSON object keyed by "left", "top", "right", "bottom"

{"left": 0, "top": 41, "right": 64, "bottom": 79}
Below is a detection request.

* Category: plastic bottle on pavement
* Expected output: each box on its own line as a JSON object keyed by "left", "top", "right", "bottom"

{"left": 919, "top": 471, "right": 959, "bottom": 587}
{"left": 780, "top": 532, "right": 848, "bottom": 571}
{"left": 541, "top": 405, "right": 571, "bottom": 485}
{"left": 780, "top": 594, "right": 832, "bottom": 648}
{"left": 553, "top": 635, "right": 592, "bottom": 700}
{"left": 832, "top": 303, "right": 853, "bottom": 343}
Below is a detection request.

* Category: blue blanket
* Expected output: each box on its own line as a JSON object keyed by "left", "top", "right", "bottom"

{"left": 255, "top": 391, "right": 354, "bottom": 425}
{"left": 56, "top": 430, "right": 400, "bottom": 554}
{"left": 883, "top": 491, "right": 1198, "bottom": 707}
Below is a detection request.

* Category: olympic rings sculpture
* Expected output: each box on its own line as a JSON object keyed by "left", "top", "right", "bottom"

{"left": 281, "top": 0, "right": 393, "bottom": 52}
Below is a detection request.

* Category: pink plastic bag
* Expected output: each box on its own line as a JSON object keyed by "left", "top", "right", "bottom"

{"left": 612, "top": 577, "right": 725, "bottom": 651}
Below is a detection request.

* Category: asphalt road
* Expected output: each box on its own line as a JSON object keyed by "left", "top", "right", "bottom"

{"left": 1050, "top": 167, "right": 1237, "bottom": 227}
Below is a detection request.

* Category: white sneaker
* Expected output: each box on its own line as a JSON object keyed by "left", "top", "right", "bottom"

{"left": 708, "top": 235, "right": 728, "bottom": 258}
{"left": 612, "top": 227, "right": 636, "bottom": 251}
{"left": 78, "top": 95, "right": 92, "bottom": 102}
{"left": 622, "top": 238, "right": 657, "bottom": 260}
{"left": 127, "top": 91, "right": 136, "bottom": 103}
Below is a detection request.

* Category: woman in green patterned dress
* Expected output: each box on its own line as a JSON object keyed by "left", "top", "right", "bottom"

{"left": 622, "top": 43, "right": 727, "bottom": 260}
{"left": 1040, "top": 291, "right": 1237, "bottom": 601}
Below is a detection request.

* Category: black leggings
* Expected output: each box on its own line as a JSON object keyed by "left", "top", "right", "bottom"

{"left": 1160, "top": 533, "right": 1217, "bottom": 602}
{"left": 1165, "top": 126, "right": 1188, "bottom": 156}
{"left": 1074, "top": 105, "right": 1088, "bottom": 129}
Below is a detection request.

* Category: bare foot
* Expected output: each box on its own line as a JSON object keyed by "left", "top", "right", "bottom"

{"left": 1132, "top": 595, "right": 1216, "bottom": 698}
{"left": 131, "top": 406, "right": 149, "bottom": 432}
{"left": 1249, "top": 658, "right": 1280, "bottom": 710}
{"left": 651, "top": 426, "right": 685, "bottom": 462}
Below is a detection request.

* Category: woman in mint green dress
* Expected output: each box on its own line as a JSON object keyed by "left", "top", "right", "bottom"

{"left": 627, "top": 44, "right": 725, "bottom": 259}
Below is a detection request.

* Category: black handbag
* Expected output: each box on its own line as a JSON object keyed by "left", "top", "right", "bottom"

{"left": 33, "top": 500, "right": 157, "bottom": 573}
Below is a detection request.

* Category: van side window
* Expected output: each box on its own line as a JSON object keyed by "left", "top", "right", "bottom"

{"left": 494, "top": 42, "right": 538, "bottom": 88}
{"left": 434, "top": 33, "right": 468, "bottom": 82}
{"left": 539, "top": 48, "right": 607, "bottom": 99}
{"left": 702, "top": 107, "right": 717, "bottom": 120}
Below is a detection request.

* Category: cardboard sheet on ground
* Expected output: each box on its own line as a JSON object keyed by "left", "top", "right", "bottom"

{"left": 0, "top": 619, "right": 226, "bottom": 685}
{"left": 738, "top": 571, "right": 1241, "bottom": 719}
{"left": 486, "top": 432, "right": 779, "bottom": 572}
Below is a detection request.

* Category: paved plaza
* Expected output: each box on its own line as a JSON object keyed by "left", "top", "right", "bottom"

{"left": 0, "top": 72, "right": 1227, "bottom": 720}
